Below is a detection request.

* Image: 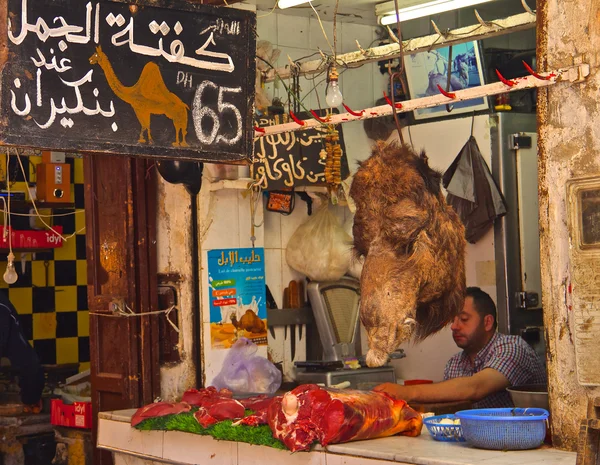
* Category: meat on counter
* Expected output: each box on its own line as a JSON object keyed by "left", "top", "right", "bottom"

{"left": 268, "top": 384, "right": 423, "bottom": 452}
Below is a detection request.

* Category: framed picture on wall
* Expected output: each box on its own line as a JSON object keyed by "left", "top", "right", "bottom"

{"left": 403, "top": 41, "right": 488, "bottom": 120}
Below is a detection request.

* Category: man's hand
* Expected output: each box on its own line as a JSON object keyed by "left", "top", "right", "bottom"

{"left": 373, "top": 383, "right": 415, "bottom": 402}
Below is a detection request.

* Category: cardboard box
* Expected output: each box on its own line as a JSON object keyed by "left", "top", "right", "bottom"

{"left": 0, "top": 226, "right": 63, "bottom": 249}
{"left": 51, "top": 399, "right": 92, "bottom": 429}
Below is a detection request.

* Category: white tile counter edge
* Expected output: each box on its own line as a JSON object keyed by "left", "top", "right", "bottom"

{"left": 97, "top": 410, "right": 576, "bottom": 465}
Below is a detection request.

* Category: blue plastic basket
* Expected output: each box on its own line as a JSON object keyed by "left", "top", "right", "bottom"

{"left": 423, "top": 414, "right": 465, "bottom": 442}
{"left": 455, "top": 408, "right": 549, "bottom": 450}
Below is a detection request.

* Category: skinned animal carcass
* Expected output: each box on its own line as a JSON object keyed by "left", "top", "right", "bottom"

{"left": 267, "top": 384, "right": 422, "bottom": 451}
{"left": 350, "top": 142, "right": 466, "bottom": 367}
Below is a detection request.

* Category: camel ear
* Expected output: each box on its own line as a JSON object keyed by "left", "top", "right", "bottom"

{"left": 96, "top": 45, "right": 102, "bottom": 52}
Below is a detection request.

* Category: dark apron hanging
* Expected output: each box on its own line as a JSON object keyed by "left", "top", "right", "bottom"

{"left": 442, "top": 127, "right": 508, "bottom": 244}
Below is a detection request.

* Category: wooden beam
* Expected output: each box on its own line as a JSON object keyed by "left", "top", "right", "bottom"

{"left": 264, "top": 12, "right": 536, "bottom": 83}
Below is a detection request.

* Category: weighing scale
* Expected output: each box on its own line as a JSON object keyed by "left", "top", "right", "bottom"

{"left": 294, "top": 277, "right": 400, "bottom": 390}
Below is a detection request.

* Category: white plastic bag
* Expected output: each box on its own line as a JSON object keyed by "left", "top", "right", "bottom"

{"left": 211, "top": 338, "right": 281, "bottom": 395}
{"left": 343, "top": 215, "right": 364, "bottom": 279}
{"left": 285, "top": 205, "right": 352, "bottom": 281}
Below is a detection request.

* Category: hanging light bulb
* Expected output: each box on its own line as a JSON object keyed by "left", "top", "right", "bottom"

{"left": 325, "top": 66, "right": 343, "bottom": 108}
{"left": 3, "top": 252, "right": 18, "bottom": 285}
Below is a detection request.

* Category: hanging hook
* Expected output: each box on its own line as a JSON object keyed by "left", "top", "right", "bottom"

{"left": 289, "top": 111, "right": 305, "bottom": 126}
{"left": 474, "top": 9, "right": 491, "bottom": 27}
{"left": 430, "top": 20, "right": 445, "bottom": 38}
{"left": 342, "top": 103, "right": 365, "bottom": 117}
{"left": 522, "top": 61, "right": 550, "bottom": 80}
{"left": 310, "top": 109, "right": 330, "bottom": 123}
{"left": 355, "top": 40, "right": 368, "bottom": 56}
{"left": 383, "top": 91, "right": 402, "bottom": 109}
{"left": 521, "top": 0, "right": 535, "bottom": 15}
{"left": 436, "top": 84, "right": 456, "bottom": 99}
{"left": 387, "top": 26, "right": 400, "bottom": 45}
{"left": 495, "top": 69, "right": 516, "bottom": 87}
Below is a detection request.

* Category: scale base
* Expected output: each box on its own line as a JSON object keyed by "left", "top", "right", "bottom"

{"left": 295, "top": 366, "right": 396, "bottom": 390}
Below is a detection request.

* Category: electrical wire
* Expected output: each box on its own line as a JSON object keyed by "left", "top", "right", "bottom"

{"left": 257, "top": 0, "right": 278, "bottom": 18}
{"left": 308, "top": 2, "right": 335, "bottom": 56}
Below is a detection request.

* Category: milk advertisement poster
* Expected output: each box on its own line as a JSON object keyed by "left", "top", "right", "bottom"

{"left": 207, "top": 248, "right": 267, "bottom": 348}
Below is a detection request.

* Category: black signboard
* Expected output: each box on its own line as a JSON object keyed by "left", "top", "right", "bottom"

{"left": 252, "top": 111, "right": 349, "bottom": 190}
{"left": 0, "top": 0, "right": 256, "bottom": 162}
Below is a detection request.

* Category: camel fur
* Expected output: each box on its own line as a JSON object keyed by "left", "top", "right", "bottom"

{"left": 350, "top": 142, "right": 466, "bottom": 367}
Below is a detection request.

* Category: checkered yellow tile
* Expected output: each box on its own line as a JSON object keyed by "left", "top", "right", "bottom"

{"left": 55, "top": 286, "right": 77, "bottom": 312}
{"left": 76, "top": 260, "right": 87, "bottom": 286}
{"left": 8, "top": 288, "right": 33, "bottom": 314}
{"left": 74, "top": 158, "right": 84, "bottom": 185}
{"left": 32, "top": 260, "right": 54, "bottom": 287}
{"left": 54, "top": 235, "right": 76, "bottom": 260}
{"left": 78, "top": 311, "right": 89, "bottom": 337}
{"left": 56, "top": 337, "right": 79, "bottom": 364}
{"left": 33, "top": 313, "right": 57, "bottom": 339}
{"left": 79, "top": 362, "right": 90, "bottom": 373}
{"left": 75, "top": 210, "right": 86, "bottom": 234}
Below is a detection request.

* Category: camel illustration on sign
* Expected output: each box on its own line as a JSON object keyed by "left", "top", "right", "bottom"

{"left": 89, "top": 46, "right": 189, "bottom": 147}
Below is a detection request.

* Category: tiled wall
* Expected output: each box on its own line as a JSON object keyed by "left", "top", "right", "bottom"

{"left": 0, "top": 153, "right": 89, "bottom": 371}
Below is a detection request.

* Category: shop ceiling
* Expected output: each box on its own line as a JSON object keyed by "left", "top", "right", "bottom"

{"left": 251, "top": 0, "right": 533, "bottom": 28}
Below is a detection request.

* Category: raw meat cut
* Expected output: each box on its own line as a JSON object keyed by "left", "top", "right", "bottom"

{"left": 233, "top": 395, "right": 281, "bottom": 426}
{"left": 239, "top": 394, "right": 276, "bottom": 412}
{"left": 267, "top": 384, "right": 422, "bottom": 451}
{"left": 131, "top": 402, "right": 191, "bottom": 427}
{"left": 350, "top": 142, "right": 466, "bottom": 367}
{"left": 182, "top": 386, "right": 233, "bottom": 406}
{"left": 193, "top": 397, "right": 246, "bottom": 428}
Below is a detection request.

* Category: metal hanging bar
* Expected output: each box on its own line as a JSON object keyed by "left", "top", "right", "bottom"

{"left": 255, "top": 63, "right": 590, "bottom": 138}
{"left": 264, "top": 12, "right": 536, "bottom": 83}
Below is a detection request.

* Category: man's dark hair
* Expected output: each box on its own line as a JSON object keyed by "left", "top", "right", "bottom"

{"left": 466, "top": 287, "right": 497, "bottom": 330}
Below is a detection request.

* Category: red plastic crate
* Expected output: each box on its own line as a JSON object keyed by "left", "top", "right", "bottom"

{"left": 51, "top": 399, "right": 92, "bottom": 429}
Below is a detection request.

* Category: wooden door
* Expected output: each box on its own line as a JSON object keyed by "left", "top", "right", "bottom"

{"left": 84, "top": 155, "right": 159, "bottom": 465}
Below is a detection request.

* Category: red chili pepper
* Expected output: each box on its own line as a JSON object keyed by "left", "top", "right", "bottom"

{"left": 289, "top": 111, "right": 305, "bottom": 126}
{"left": 495, "top": 69, "right": 516, "bottom": 87}
{"left": 254, "top": 126, "right": 266, "bottom": 133}
{"left": 436, "top": 85, "right": 456, "bottom": 99}
{"left": 383, "top": 91, "right": 402, "bottom": 108}
{"left": 342, "top": 103, "right": 365, "bottom": 117}
{"left": 310, "top": 110, "right": 329, "bottom": 123}
{"left": 522, "top": 61, "right": 550, "bottom": 81}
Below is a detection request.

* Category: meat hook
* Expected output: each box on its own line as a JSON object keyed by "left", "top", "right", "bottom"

{"left": 495, "top": 69, "right": 516, "bottom": 87}
{"left": 522, "top": 60, "right": 550, "bottom": 80}
{"left": 342, "top": 103, "right": 365, "bottom": 117}
{"left": 289, "top": 111, "right": 305, "bottom": 126}
{"left": 474, "top": 9, "right": 491, "bottom": 27}
{"left": 355, "top": 40, "right": 368, "bottom": 56}
{"left": 436, "top": 84, "right": 456, "bottom": 99}
{"left": 521, "top": 0, "right": 535, "bottom": 15}
{"left": 386, "top": 26, "right": 400, "bottom": 45}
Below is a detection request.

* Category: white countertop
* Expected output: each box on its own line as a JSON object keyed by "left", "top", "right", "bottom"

{"left": 97, "top": 409, "right": 576, "bottom": 465}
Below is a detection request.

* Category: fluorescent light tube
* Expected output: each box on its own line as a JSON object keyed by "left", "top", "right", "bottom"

{"left": 278, "top": 0, "right": 312, "bottom": 9}
{"left": 380, "top": 0, "right": 495, "bottom": 24}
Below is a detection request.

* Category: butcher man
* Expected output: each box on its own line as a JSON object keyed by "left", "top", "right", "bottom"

{"left": 374, "top": 287, "right": 546, "bottom": 408}
{"left": 0, "top": 292, "right": 45, "bottom": 412}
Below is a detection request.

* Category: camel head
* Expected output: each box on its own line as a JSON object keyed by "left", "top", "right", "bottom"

{"left": 89, "top": 46, "right": 104, "bottom": 65}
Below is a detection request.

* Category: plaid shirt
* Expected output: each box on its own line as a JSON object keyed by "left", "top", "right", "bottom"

{"left": 444, "top": 332, "right": 546, "bottom": 408}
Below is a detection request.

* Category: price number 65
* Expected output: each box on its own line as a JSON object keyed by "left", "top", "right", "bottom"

{"left": 193, "top": 80, "right": 242, "bottom": 146}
